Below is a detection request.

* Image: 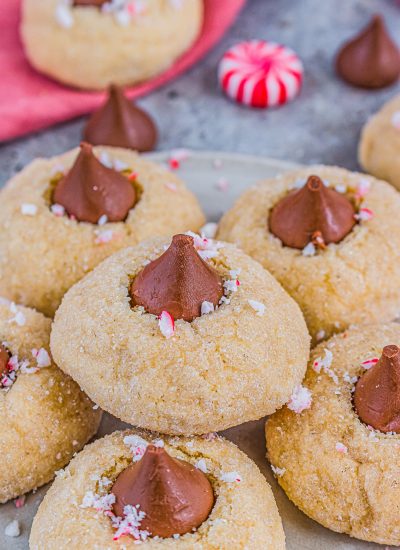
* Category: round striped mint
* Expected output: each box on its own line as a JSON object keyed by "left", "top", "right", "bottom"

{"left": 218, "top": 40, "right": 304, "bottom": 109}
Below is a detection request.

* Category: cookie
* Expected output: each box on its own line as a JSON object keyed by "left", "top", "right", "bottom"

{"left": 30, "top": 429, "right": 285, "bottom": 549}
{"left": 0, "top": 299, "right": 101, "bottom": 503}
{"left": 359, "top": 94, "right": 400, "bottom": 190}
{"left": 218, "top": 165, "right": 400, "bottom": 340}
{"left": 50, "top": 234, "right": 310, "bottom": 435}
{"left": 21, "top": 0, "right": 203, "bottom": 89}
{"left": 266, "top": 322, "right": 400, "bottom": 545}
{"left": 0, "top": 145, "right": 204, "bottom": 317}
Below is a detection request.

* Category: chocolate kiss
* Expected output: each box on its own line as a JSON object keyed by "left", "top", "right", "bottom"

{"left": 269, "top": 175, "right": 356, "bottom": 249}
{"left": 0, "top": 345, "right": 10, "bottom": 377}
{"left": 83, "top": 85, "right": 158, "bottom": 152}
{"left": 73, "top": 0, "right": 108, "bottom": 6}
{"left": 336, "top": 14, "right": 400, "bottom": 89}
{"left": 130, "top": 234, "right": 224, "bottom": 322}
{"left": 112, "top": 445, "right": 214, "bottom": 538}
{"left": 354, "top": 345, "right": 400, "bottom": 433}
{"left": 53, "top": 142, "right": 136, "bottom": 224}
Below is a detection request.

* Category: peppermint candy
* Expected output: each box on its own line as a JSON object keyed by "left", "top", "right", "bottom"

{"left": 218, "top": 40, "right": 303, "bottom": 109}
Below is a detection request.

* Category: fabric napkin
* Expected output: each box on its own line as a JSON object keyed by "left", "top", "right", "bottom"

{"left": 0, "top": 0, "right": 245, "bottom": 142}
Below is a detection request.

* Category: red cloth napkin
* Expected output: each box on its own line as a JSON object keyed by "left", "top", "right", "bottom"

{"left": 0, "top": 0, "right": 245, "bottom": 142}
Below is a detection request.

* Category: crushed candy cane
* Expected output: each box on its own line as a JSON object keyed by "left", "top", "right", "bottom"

{"left": 302, "top": 242, "right": 316, "bottom": 257}
{"left": 355, "top": 207, "right": 374, "bottom": 222}
{"left": 50, "top": 203, "right": 66, "bottom": 217}
{"left": 14, "top": 496, "right": 26, "bottom": 509}
{"left": 355, "top": 178, "right": 371, "bottom": 200}
{"left": 335, "top": 442, "right": 348, "bottom": 454}
{"left": 8, "top": 303, "right": 26, "bottom": 327}
{"left": 111, "top": 504, "right": 149, "bottom": 542}
{"left": 334, "top": 184, "right": 347, "bottom": 194}
{"left": 271, "top": 465, "right": 286, "bottom": 477}
{"left": 55, "top": 2, "right": 73, "bottom": 28}
{"left": 32, "top": 348, "right": 51, "bottom": 368}
{"left": 168, "top": 149, "right": 190, "bottom": 171}
{"left": 201, "top": 222, "right": 218, "bottom": 239}
{"left": 123, "top": 434, "right": 148, "bottom": 462}
{"left": 158, "top": 311, "right": 175, "bottom": 339}
{"left": 248, "top": 299, "right": 265, "bottom": 316}
{"left": 97, "top": 214, "right": 108, "bottom": 226}
{"left": 184, "top": 231, "right": 222, "bottom": 260}
{"left": 4, "top": 520, "right": 20, "bottom": 538}
{"left": 94, "top": 229, "right": 114, "bottom": 244}
{"left": 313, "top": 348, "right": 338, "bottom": 384}
{"left": 361, "top": 357, "right": 379, "bottom": 370}
{"left": 201, "top": 301, "right": 215, "bottom": 316}
{"left": 20, "top": 203, "right": 37, "bottom": 216}
{"left": 81, "top": 491, "right": 115, "bottom": 512}
{"left": 287, "top": 385, "right": 312, "bottom": 413}
{"left": 316, "top": 330, "right": 326, "bottom": 342}
{"left": 195, "top": 459, "right": 208, "bottom": 473}
{"left": 220, "top": 471, "right": 242, "bottom": 483}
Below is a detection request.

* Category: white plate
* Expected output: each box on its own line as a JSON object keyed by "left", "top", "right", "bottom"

{"left": 0, "top": 151, "right": 377, "bottom": 549}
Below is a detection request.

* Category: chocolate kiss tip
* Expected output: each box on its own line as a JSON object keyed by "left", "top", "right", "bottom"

{"left": 354, "top": 344, "right": 400, "bottom": 433}
{"left": 111, "top": 445, "right": 214, "bottom": 539}
{"left": 336, "top": 13, "right": 400, "bottom": 89}
{"left": 269, "top": 174, "right": 356, "bottom": 249}
{"left": 130, "top": 233, "right": 223, "bottom": 322}
{"left": 52, "top": 142, "right": 136, "bottom": 224}
{"left": 83, "top": 83, "right": 158, "bottom": 152}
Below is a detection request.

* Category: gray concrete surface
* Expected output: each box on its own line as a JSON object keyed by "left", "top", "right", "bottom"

{"left": 1, "top": 0, "right": 400, "bottom": 185}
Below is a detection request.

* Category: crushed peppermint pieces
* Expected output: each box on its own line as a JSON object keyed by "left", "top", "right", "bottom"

{"left": 312, "top": 349, "right": 338, "bottom": 383}
{"left": 185, "top": 231, "right": 222, "bottom": 260}
{"left": 335, "top": 442, "right": 348, "bottom": 454}
{"left": 200, "top": 222, "right": 218, "bottom": 239}
{"left": 164, "top": 182, "right": 178, "bottom": 192}
{"left": 1, "top": 347, "right": 51, "bottom": 389}
{"left": 14, "top": 496, "right": 26, "bottom": 509}
{"left": 51, "top": 203, "right": 66, "bottom": 217}
{"left": 195, "top": 458, "right": 208, "bottom": 473}
{"left": 97, "top": 214, "right": 108, "bottom": 226}
{"left": 302, "top": 242, "right": 316, "bottom": 257}
{"left": 220, "top": 471, "right": 242, "bottom": 483}
{"left": 168, "top": 149, "right": 190, "bottom": 171}
{"left": 32, "top": 348, "right": 51, "bottom": 368}
{"left": 355, "top": 207, "right": 374, "bottom": 222}
{"left": 201, "top": 301, "right": 215, "bottom": 316}
{"left": 8, "top": 303, "right": 26, "bottom": 327}
{"left": 123, "top": 434, "right": 148, "bottom": 462}
{"left": 94, "top": 229, "right": 114, "bottom": 245}
{"left": 20, "top": 203, "right": 37, "bottom": 216}
{"left": 215, "top": 177, "right": 229, "bottom": 192}
{"left": 4, "top": 520, "right": 20, "bottom": 538}
{"left": 112, "top": 504, "right": 149, "bottom": 542}
{"left": 287, "top": 385, "right": 312, "bottom": 413}
{"left": 316, "top": 330, "right": 326, "bottom": 342}
{"left": 158, "top": 311, "right": 175, "bottom": 339}
{"left": 271, "top": 464, "right": 286, "bottom": 477}
{"left": 248, "top": 299, "right": 265, "bottom": 316}
{"left": 81, "top": 490, "right": 115, "bottom": 512}
{"left": 361, "top": 357, "right": 379, "bottom": 370}
{"left": 355, "top": 178, "right": 371, "bottom": 200}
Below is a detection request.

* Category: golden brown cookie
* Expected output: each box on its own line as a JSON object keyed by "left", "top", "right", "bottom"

{"left": 359, "top": 94, "right": 400, "bottom": 190}
{"left": 0, "top": 299, "right": 101, "bottom": 503}
{"left": 21, "top": 0, "right": 203, "bottom": 89}
{"left": 0, "top": 146, "right": 204, "bottom": 317}
{"left": 266, "top": 322, "right": 400, "bottom": 546}
{"left": 50, "top": 235, "right": 310, "bottom": 435}
{"left": 218, "top": 165, "right": 400, "bottom": 341}
{"left": 30, "top": 429, "right": 286, "bottom": 549}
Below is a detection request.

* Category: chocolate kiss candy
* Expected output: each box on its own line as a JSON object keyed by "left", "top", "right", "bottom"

{"left": 112, "top": 445, "right": 214, "bottom": 538}
{"left": 73, "top": 0, "right": 108, "bottom": 6}
{"left": 354, "top": 345, "right": 400, "bottom": 433}
{"left": 53, "top": 142, "right": 136, "bottom": 224}
{"left": 130, "top": 234, "right": 223, "bottom": 321}
{"left": 336, "top": 14, "right": 400, "bottom": 89}
{"left": 269, "top": 175, "right": 356, "bottom": 249}
{"left": 0, "top": 344, "right": 10, "bottom": 377}
{"left": 83, "top": 85, "right": 157, "bottom": 152}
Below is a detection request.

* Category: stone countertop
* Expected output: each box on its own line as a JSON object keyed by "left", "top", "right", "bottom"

{"left": 1, "top": 0, "right": 400, "bottom": 185}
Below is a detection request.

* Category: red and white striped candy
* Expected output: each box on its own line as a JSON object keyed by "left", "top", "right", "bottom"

{"left": 218, "top": 40, "right": 303, "bottom": 109}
